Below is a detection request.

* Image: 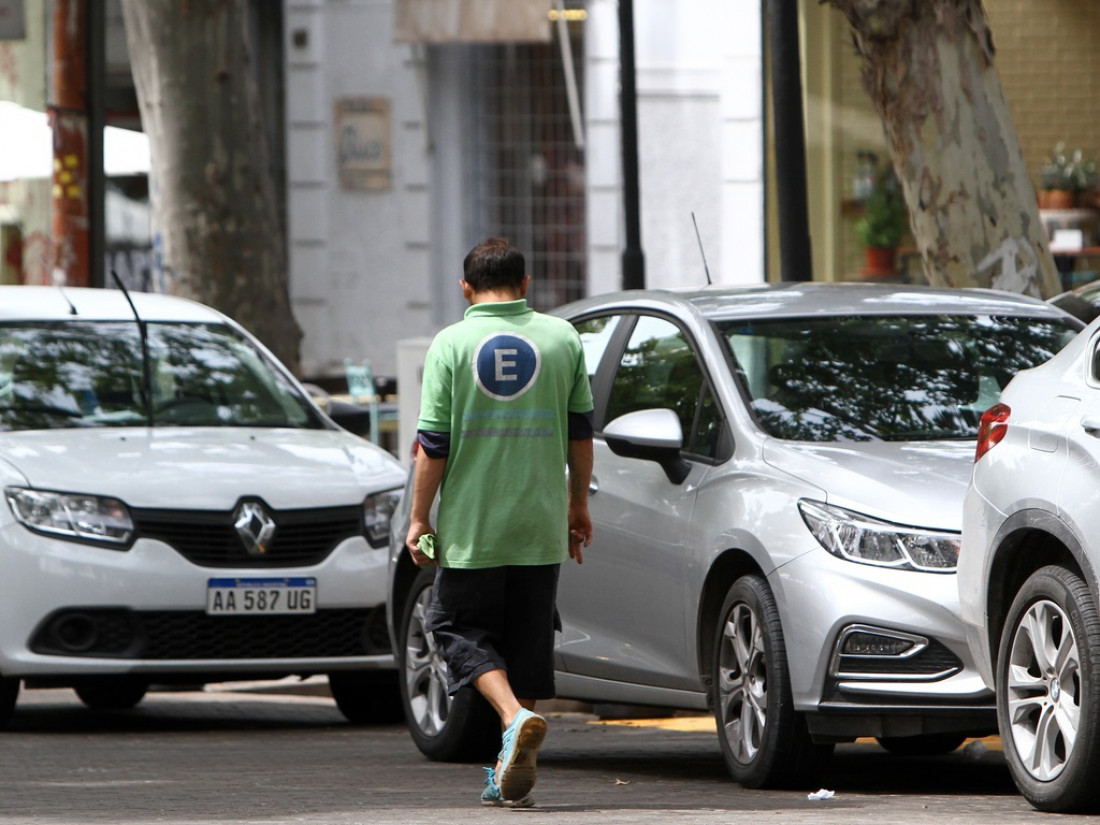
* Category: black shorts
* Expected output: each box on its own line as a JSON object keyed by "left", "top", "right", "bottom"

{"left": 425, "top": 564, "right": 561, "bottom": 699}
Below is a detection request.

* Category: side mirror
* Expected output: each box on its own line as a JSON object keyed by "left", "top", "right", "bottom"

{"left": 603, "top": 408, "right": 691, "bottom": 484}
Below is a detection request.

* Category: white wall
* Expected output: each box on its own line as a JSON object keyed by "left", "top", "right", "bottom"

{"left": 284, "top": 0, "right": 434, "bottom": 380}
{"left": 585, "top": 0, "right": 764, "bottom": 294}
{"left": 284, "top": 0, "right": 766, "bottom": 382}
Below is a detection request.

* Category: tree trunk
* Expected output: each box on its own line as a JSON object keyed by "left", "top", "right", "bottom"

{"left": 119, "top": 0, "right": 302, "bottom": 371}
{"left": 825, "top": 0, "right": 1061, "bottom": 298}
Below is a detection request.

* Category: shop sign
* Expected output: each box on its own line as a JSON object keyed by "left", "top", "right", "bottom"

{"left": 334, "top": 97, "right": 392, "bottom": 192}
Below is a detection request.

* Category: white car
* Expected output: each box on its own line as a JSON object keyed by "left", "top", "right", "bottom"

{"left": 960, "top": 317, "right": 1100, "bottom": 812}
{"left": 0, "top": 286, "right": 406, "bottom": 725}
{"left": 390, "top": 283, "right": 1082, "bottom": 788}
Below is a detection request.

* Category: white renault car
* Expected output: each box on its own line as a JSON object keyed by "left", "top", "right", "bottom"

{"left": 389, "top": 283, "right": 1082, "bottom": 789}
{"left": 0, "top": 286, "right": 406, "bottom": 725}
{"left": 960, "top": 316, "right": 1100, "bottom": 812}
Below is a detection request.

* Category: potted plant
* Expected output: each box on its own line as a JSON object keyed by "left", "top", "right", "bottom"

{"left": 1038, "top": 143, "right": 1098, "bottom": 209}
{"left": 854, "top": 166, "right": 909, "bottom": 277}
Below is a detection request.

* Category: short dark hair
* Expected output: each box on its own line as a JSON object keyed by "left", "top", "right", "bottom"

{"left": 463, "top": 238, "right": 526, "bottom": 292}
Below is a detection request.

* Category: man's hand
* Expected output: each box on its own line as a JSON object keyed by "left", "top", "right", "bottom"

{"left": 406, "top": 520, "right": 439, "bottom": 567}
{"left": 568, "top": 503, "right": 592, "bottom": 564}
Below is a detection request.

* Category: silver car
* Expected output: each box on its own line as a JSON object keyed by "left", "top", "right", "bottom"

{"left": 960, "top": 316, "right": 1100, "bottom": 812}
{"left": 389, "top": 283, "right": 1080, "bottom": 788}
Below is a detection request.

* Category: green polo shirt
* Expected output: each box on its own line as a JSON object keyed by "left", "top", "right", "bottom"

{"left": 418, "top": 299, "right": 593, "bottom": 569}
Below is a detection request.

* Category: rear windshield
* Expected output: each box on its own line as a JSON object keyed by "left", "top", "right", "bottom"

{"left": 0, "top": 321, "right": 322, "bottom": 432}
{"left": 717, "top": 314, "right": 1080, "bottom": 442}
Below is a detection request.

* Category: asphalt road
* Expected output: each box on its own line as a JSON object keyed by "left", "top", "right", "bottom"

{"left": 0, "top": 685, "right": 1084, "bottom": 825}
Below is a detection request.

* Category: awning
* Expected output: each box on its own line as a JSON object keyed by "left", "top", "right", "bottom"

{"left": 0, "top": 101, "right": 151, "bottom": 182}
{"left": 394, "top": 0, "right": 550, "bottom": 43}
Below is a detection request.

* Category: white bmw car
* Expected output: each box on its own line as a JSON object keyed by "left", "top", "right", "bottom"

{"left": 0, "top": 286, "right": 406, "bottom": 725}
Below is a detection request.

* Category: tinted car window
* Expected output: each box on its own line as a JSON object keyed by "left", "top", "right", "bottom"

{"left": 0, "top": 321, "right": 321, "bottom": 431}
{"left": 574, "top": 315, "right": 622, "bottom": 384}
{"left": 605, "top": 315, "right": 721, "bottom": 458}
{"left": 718, "top": 314, "right": 1078, "bottom": 443}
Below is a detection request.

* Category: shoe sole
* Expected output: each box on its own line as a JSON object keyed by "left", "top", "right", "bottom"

{"left": 499, "top": 714, "right": 547, "bottom": 802}
{"left": 481, "top": 796, "right": 535, "bottom": 809}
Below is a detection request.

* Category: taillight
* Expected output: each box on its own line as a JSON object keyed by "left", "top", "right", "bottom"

{"left": 975, "top": 403, "right": 1011, "bottom": 462}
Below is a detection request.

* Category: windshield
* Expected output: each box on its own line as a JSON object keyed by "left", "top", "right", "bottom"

{"left": 0, "top": 321, "right": 323, "bottom": 432}
{"left": 717, "top": 314, "right": 1079, "bottom": 443}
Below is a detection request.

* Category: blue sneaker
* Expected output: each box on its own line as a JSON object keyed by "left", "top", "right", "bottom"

{"left": 497, "top": 708, "right": 547, "bottom": 802}
{"left": 480, "top": 767, "right": 534, "bottom": 808}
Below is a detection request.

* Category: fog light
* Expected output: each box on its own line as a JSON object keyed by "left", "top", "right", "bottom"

{"left": 843, "top": 631, "right": 917, "bottom": 657}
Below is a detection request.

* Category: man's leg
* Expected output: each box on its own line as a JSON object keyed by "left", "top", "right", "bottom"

{"left": 473, "top": 668, "right": 534, "bottom": 727}
{"left": 474, "top": 668, "right": 546, "bottom": 802}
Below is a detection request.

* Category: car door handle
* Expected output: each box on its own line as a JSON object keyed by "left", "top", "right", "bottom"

{"left": 1083, "top": 418, "right": 1100, "bottom": 436}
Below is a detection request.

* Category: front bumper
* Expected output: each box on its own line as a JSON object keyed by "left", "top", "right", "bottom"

{"left": 772, "top": 545, "right": 995, "bottom": 736}
{"left": 0, "top": 521, "right": 394, "bottom": 680}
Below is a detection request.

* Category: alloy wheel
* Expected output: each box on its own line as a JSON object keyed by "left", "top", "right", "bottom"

{"left": 717, "top": 600, "right": 769, "bottom": 763}
{"left": 403, "top": 584, "right": 452, "bottom": 736}
{"left": 1006, "top": 597, "right": 1082, "bottom": 782}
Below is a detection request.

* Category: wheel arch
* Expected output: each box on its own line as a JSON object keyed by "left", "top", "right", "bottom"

{"left": 695, "top": 548, "right": 767, "bottom": 699}
{"left": 387, "top": 553, "right": 424, "bottom": 656}
{"left": 986, "top": 509, "right": 1098, "bottom": 676}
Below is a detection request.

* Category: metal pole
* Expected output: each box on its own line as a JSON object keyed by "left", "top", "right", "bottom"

{"left": 619, "top": 0, "right": 644, "bottom": 290}
{"left": 87, "top": 0, "right": 105, "bottom": 289}
{"left": 766, "top": 0, "right": 812, "bottom": 282}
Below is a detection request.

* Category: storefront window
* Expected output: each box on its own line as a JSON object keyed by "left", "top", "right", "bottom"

{"left": 0, "top": 0, "right": 50, "bottom": 286}
{"left": 0, "top": 0, "right": 151, "bottom": 289}
{"left": 770, "top": 0, "right": 1100, "bottom": 286}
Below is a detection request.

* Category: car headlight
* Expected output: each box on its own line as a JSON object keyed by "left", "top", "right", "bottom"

{"left": 5, "top": 487, "right": 134, "bottom": 546}
{"left": 797, "top": 499, "right": 959, "bottom": 572}
{"left": 364, "top": 488, "right": 402, "bottom": 548}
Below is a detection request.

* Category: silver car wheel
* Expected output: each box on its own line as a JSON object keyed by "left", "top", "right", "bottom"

{"left": 403, "top": 584, "right": 452, "bottom": 736}
{"left": 1006, "top": 597, "right": 1081, "bottom": 782}
{"left": 718, "top": 601, "right": 768, "bottom": 763}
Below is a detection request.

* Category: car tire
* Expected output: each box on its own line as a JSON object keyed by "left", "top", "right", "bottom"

{"left": 712, "top": 575, "right": 833, "bottom": 788}
{"left": 876, "top": 733, "right": 966, "bottom": 756}
{"left": 74, "top": 677, "right": 148, "bottom": 710}
{"left": 998, "top": 565, "right": 1100, "bottom": 813}
{"left": 328, "top": 670, "right": 405, "bottom": 725}
{"left": 0, "top": 677, "right": 19, "bottom": 727}
{"left": 397, "top": 567, "right": 499, "bottom": 762}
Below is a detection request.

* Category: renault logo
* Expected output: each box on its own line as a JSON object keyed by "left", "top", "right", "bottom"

{"left": 234, "top": 501, "right": 277, "bottom": 556}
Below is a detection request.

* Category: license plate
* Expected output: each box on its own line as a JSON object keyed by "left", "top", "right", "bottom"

{"left": 205, "top": 577, "right": 317, "bottom": 615}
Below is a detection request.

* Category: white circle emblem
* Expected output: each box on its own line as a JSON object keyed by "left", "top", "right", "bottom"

{"left": 472, "top": 333, "right": 541, "bottom": 401}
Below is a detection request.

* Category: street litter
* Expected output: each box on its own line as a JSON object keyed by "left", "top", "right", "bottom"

{"left": 807, "top": 788, "right": 836, "bottom": 800}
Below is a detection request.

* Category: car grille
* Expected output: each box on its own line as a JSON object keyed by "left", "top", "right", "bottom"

{"left": 29, "top": 607, "right": 391, "bottom": 660}
{"left": 130, "top": 504, "right": 364, "bottom": 568}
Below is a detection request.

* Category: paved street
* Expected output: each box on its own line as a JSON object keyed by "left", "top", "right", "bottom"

{"left": 0, "top": 686, "right": 1084, "bottom": 825}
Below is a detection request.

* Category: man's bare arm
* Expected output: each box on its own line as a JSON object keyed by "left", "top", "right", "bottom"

{"left": 567, "top": 437, "right": 594, "bottom": 563}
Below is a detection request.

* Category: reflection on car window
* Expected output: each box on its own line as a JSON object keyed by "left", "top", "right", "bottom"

{"left": 573, "top": 315, "right": 621, "bottom": 384}
{"left": 718, "top": 314, "right": 1078, "bottom": 443}
{"left": 605, "top": 315, "right": 721, "bottom": 458}
{"left": 0, "top": 322, "right": 320, "bottom": 432}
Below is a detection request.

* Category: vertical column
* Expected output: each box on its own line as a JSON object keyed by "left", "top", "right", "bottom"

{"left": 51, "top": 0, "right": 89, "bottom": 287}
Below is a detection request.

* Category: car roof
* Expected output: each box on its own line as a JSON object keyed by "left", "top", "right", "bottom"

{"left": 556, "top": 282, "right": 1075, "bottom": 323}
{"left": 0, "top": 286, "right": 227, "bottom": 324}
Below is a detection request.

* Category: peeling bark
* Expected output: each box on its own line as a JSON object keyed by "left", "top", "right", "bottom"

{"left": 824, "top": 0, "right": 1060, "bottom": 297}
{"left": 120, "top": 0, "right": 302, "bottom": 371}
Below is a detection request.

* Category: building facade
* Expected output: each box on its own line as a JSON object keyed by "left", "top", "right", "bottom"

{"left": 2, "top": 1, "right": 1099, "bottom": 385}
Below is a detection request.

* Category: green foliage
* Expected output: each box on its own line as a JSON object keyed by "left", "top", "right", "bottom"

{"left": 854, "top": 167, "right": 909, "bottom": 250}
{"left": 1039, "top": 143, "right": 1098, "bottom": 193}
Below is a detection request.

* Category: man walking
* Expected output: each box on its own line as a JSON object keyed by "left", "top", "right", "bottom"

{"left": 405, "top": 237, "right": 594, "bottom": 807}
